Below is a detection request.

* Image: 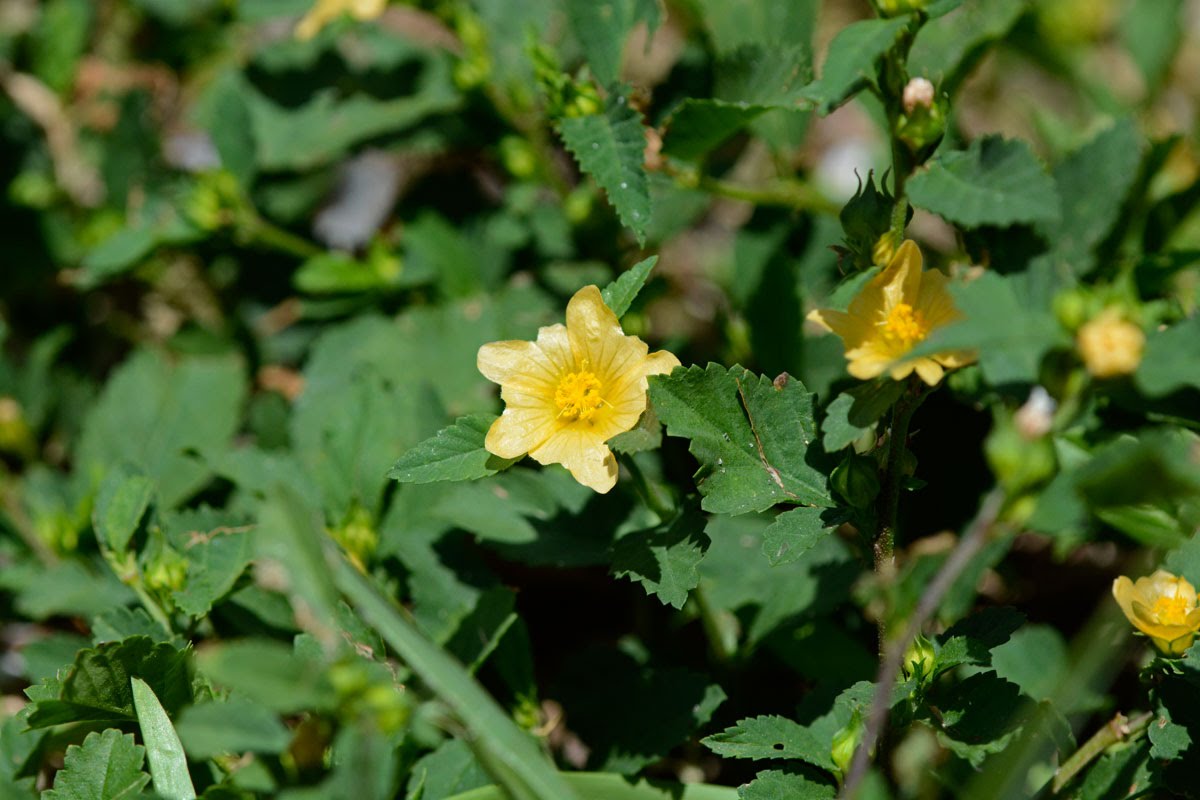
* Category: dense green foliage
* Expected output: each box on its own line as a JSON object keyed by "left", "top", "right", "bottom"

{"left": 2, "top": 0, "right": 1200, "bottom": 798}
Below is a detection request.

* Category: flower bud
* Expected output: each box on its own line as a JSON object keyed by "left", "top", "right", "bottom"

{"left": 832, "top": 454, "right": 882, "bottom": 508}
{"left": 1053, "top": 288, "right": 1090, "bottom": 331}
{"left": 1013, "top": 386, "right": 1056, "bottom": 440}
{"left": 872, "top": 231, "right": 898, "bottom": 267}
{"left": 902, "top": 78, "right": 935, "bottom": 115}
{"left": 902, "top": 634, "right": 936, "bottom": 682}
{"left": 499, "top": 135, "right": 538, "bottom": 179}
{"left": 830, "top": 709, "right": 865, "bottom": 778}
{"left": 877, "top": 0, "right": 928, "bottom": 17}
{"left": 1077, "top": 309, "right": 1145, "bottom": 378}
{"left": 896, "top": 82, "right": 947, "bottom": 154}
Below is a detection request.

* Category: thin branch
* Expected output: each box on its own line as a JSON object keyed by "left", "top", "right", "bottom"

{"left": 1052, "top": 711, "right": 1152, "bottom": 793}
{"left": 840, "top": 487, "right": 1007, "bottom": 799}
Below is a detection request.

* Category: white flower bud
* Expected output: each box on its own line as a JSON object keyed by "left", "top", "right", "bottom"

{"left": 902, "top": 77, "right": 936, "bottom": 114}
{"left": 1014, "top": 386, "right": 1056, "bottom": 440}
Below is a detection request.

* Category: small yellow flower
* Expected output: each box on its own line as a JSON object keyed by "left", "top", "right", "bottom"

{"left": 807, "top": 240, "right": 974, "bottom": 385}
{"left": 477, "top": 286, "right": 680, "bottom": 493}
{"left": 1076, "top": 308, "right": 1145, "bottom": 378}
{"left": 295, "top": 0, "right": 387, "bottom": 41}
{"left": 1113, "top": 570, "right": 1200, "bottom": 656}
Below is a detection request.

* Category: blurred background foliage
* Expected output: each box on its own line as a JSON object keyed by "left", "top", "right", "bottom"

{"left": 1, "top": 0, "right": 1200, "bottom": 798}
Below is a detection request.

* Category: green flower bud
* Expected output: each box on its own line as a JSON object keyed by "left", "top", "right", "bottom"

{"left": 564, "top": 83, "right": 603, "bottom": 118}
{"left": 331, "top": 506, "right": 377, "bottom": 567}
{"left": 830, "top": 709, "right": 865, "bottom": 778}
{"left": 499, "top": 135, "right": 538, "bottom": 179}
{"left": 144, "top": 548, "right": 189, "bottom": 595}
{"left": 896, "top": 79, "right": 947, "bottom": 155}
{"left": 832, "top": 454, "right": 882, "bottom": 508}
{"left": 564, "top": 186, "right": 594, "bottom": 224}
{"left": 877, "top": 0, "right": 928, "bottom": 16}
{"left": 902, "top": 633, "right": 936, "bottom": 682}
{"left": 1053, "top": 288, "right": 1091, "bottom": 332}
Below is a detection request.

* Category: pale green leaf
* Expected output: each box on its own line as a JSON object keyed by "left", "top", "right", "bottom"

{"left": 649, "top": 365, "right": 830, "bottom": 514}
{"left": 176, "top": 696, "right": 291, "bottom": 758}
{"left": 406, "top": 740, "right": 490, "bottom": 800}
{"left": 820, "top": 380, "right": 904, "bottom": 452}
{"left": 559, "top": 96, "right": 651, "bottom": 243}
{"left": 92, "top": 470, "right": 155, "bottom": 553}
{"left": 934, "top": 607, "right": 1024, "bottom": 676}
{"left": 1135, "top": 315, "right": 1200, "bottom": 396}
{"left": 800, "top": 17, "right": 910, "bottom": 114}
{"left": 197, "top": 639, "right": 333, "bottom": 714}
{"left": 909, "top": 0, "right": 1026, "bottom": 90}
{"left": 601, "top": 255, "right": 657, "bottom": 318}
{"left": 389, "top": 415, "right": 517, "bottom": 484}
{"left": 44, "top": 729, "right": 150, "bottom": 800}
{"left": 564, "top": 0, "right": 637, "bottom": 85}
{"left": 737, "top": 769, "right": 836, "bottom": 800}
{"left": 131, "top": 677, "right": 195, "bottom": 800}
{"left": 761, "top": 506, "right": 834, "bottom": 566}
{"left": 908, "top": 136, "right": 1061, "bottom": 228}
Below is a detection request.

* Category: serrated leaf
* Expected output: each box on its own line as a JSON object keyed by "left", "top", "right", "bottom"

{"left": 909, "top": 0, "right": 1026, "bottom": 91}
{"left": 389, "top": 415, "right": 518, "bottom": 484}
{"left": 131, "top": 677, "right": 195, "bottom": 800}
{"left": 1149, "top": 706, "right": 1191, "bottom": 760}
{"left": 25, "top": 636, "right": 193, "bottom": 729}
{"left": 44, "top": 729, "right": 150, "bottom": 800}
{"left": 1037, "top": 119, "right": 1143, "bottom": 274}
{"left": 176, "top": 696, "right": 291, "bottom": 759}
{"left": 608, "top": 407, "right": 663, "bottom": 454}
{"left": 564, "top": 0, "right": 639, "bottom": 85}
{"left": 661, "top": 100, "right": 771, "bottom": 161}
{"left": 601, "top": 256, "right": 657, "bottom": 318}
{"left": 702, "top": 716, "right": 833, "bottom": 771}
{"left": 92, "top": 470, "right": 155, "bottom": 553}
{"left": 761, "top": 506, "right": 835, "bottom": 566}
{"left": 934, "top": 607, "right": 1024, "bottom": 676}
{"left": 611, "top": 506, "right": 709, "bottom": 609}
{"left": 1136, "top": 315, "right": 1200, "bottom": 396}
{"left": 800, "top": 17, "right": 910, "bottom": 114}
{"left": 737, "top": 768, "right": 836, "bottom": 800}
{"left": 77, "top": 350, "right": 247, "bottom": 508}
{"left": 169, "top": 509, "right": 254, "bottom": 618}
{"left": 820, "top": 380, "right": 904, "bottom": 452}
{"left": 559, "top": 96, "right": 651, "bottom": 243}
{"left": 407, "top": 739, "right": 490, "bottom": 800}
{"left": 906, "top": 271, "right": 1063, "bottom": 385}
{"left": 197, "top": 639, "right": 333, "bottom": 714}
{"left": 908, "top": 136, "right": 1061, "bottom": 228}
{"left": 649, "top": 365, "right": 830, "bottom": 514}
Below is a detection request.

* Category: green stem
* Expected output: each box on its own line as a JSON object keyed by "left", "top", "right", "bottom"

{"left": 240, "top": 214, "right": 323, "bottom": 260}
{"left": 874, "top": 380, "right": 924, "bottom": 576}
{"left": 618, "top": 453, "right": 674, "bottom": 523}
{"left": 692, "top": 584, "right": 738, "bottom": 663}
{"left": 694, "top": 173, "right": 840, "bottom": 215}
{"left": 1052, "top": 711, "right": 1152, "bottom": 793}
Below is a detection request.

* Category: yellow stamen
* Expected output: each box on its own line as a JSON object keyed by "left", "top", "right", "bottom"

{"left": 881, "top": 303, "right": 929, "bottom": 347}
{"left": 1153, "top": 593, "right": 1192, "bottom": 626}
{"left": 555, "top": 368, "right": 605, "bottom": 422}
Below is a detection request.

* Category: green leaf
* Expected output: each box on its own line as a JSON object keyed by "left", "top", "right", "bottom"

{"left": 908, "top": 0, "right": 1026, "bottom": 91}
{"left": 1136, "top": 315, "right": 1200, "bottom": 396}
{"left": 1149, "top": 706, "right": 1191, "bottom": 760}
{"left": 441, "top": 773, "right": 738, "bottom": 800}
{"left": 611, "top": 506, "right": 710, "bottom": 609}
{"left": 608, "top": 408, "right": 663, "bottom": 454}
{"left": 934, "top": 607, "right": 1024, "bottom": 676}
{"left": 908, "top": 136, "right": 1061, "bottom": 228}
{"left": 407, "top": 740, "right": 490, "bottom": 800}
{"left": 564, "top": 0, "right": 638, "bottom": 85}
{"left": 820, "top": 380, "right": 904, "bottom": 452}
{"left": 661, "top": 100, "right": 771, "bottom": 162}
{"left": 761, "top": 506, "right": 835, "bottom": 566}
{"left": 737, "top": 769, "right": 836, "bottom": 800}
{"left": 335, "top": 559, "right": 584, "bottom": 800}
{"left": 204, "top": 71, "right": 256, "bottom": 188}
{"left": 167, "top": 508, "right": 255, "bottom": 618}
{"left": 559, "top": 95, "right": 651, "bottom": 244}
{"left": 176, "top": 696, "right": 291, "bottom": 759}
{"left": 389, "top": 415, "right": 518, "bottom": 484}
{"left": 907, "top": 271, "right": 1063, "bottom": 385}
{"left": 934, "top": 672, "right": 1022, "bottom": 748}
{"left": 696, "top": 0, "right": 817, "bottom": 55}
{"left": 78, "top": 350, "right": 247, "bottom": 508}
{"left": 247, "top": 65, "right": 459, "bottom": 171}
{"left": 554, "top": 647, "right": 725, "bottom": 774}
{"left": 1122, "top": 0, "right": 1185, "bottom": 92}
{"left": 1036, "top": 119, "right": 1143, "bottom": 274}
{"left": 44, "top": 729, "right": 151, "bottom": 800}
{"left": 702, "top": 716, "right": 834, "bottom": 771}
{"left": 25, "top": 636, "right": 193, "bottom": 728}
{"left": 601, "top": 255, "right": 657, "bottom": 318}
{"left": 649, "top": 365, "right": 830, "bottom": 514}
{"left": 131, "top": 677, "right": 195, "bottom": 800}
{"left": 197, "top": 639, "right": 333, "bottom": 714}
{"left": 92, "top": 470, "right": 155, "bottom": 553}
{"left": 800, "top": 17, "right": 911, "bottom": 114}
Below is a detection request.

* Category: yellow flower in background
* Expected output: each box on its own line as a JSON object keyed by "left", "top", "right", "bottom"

{"left": 477, "top": 286, "right": 680, "bottom": 493}
{"left": 1077, "top": 308, "right": 1145, "bottom": 378}
{"left": 1113, "top": 570, "right": 1200, "bottom": 656}
{"left": 295, "top": 0, "right": 387, "bottom": 41}
{"left": 807, "top": 240, "right": 974, "bottom": 385}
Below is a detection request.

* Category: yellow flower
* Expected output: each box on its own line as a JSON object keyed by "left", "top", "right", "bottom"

{"left": 1077, "top": 308, "right": 1144, "bottom": 378}
{"left": 477, "top": 286, "right": 680, "bottom": 493}
{"left": 807, "top": 240, "right": 974, "bottom": 385}
{"left": 1113, "top": 570, "right": 1200, "bottom": 656}
{"left": 295, "top": 0, "right": 387, "bottom": 41}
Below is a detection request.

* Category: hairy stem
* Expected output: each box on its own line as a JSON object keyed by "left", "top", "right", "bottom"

{"left": 1052, "top": 711, "right": 1153, "bottom": 793}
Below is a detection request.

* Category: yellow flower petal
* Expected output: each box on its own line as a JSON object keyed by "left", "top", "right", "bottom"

{"left": 1114, "top": 570, "right": 1200, "bottom": 656}
{"left": 476, "top": 284, "right": 680, "bottom": 493}
{"left": 807, "top": 240, "right": 975, "bottom": 386}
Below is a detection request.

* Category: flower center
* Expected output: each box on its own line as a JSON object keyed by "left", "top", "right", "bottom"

{"left": 881, "top": 303, "right": 929, "bottom": 347}
{"left": 1153, "top": 593, "right": 1192, "bottom": 626}
{"left": 555, "top": 368, "right": 605, "bottom": 422}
